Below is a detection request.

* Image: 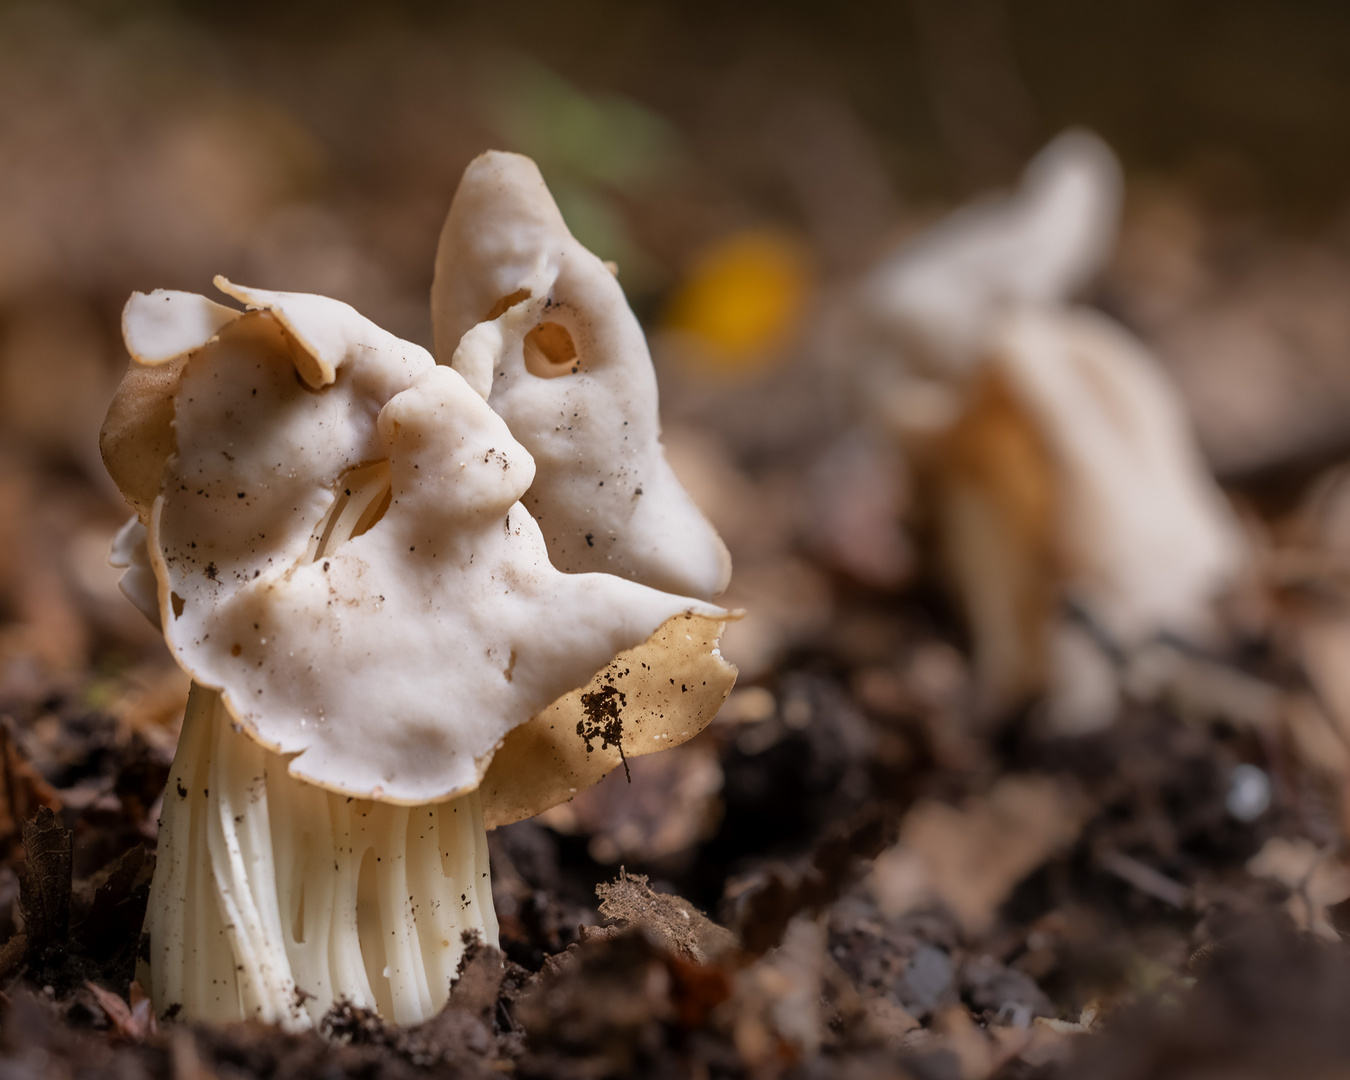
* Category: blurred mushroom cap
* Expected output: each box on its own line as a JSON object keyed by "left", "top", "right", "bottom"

{"left": 858, "top": 129, "right": 1122, "bottom": 376}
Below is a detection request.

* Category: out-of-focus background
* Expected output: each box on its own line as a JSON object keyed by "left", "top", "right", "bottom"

{"left": 9, "top": 0, "right": 1350, "bottom": 682}
{"left": 0, "top": 0, "right": 1345, "bottom": 671}
{"left": 12, "top": 1, "right": 1350, "bottom": 1075}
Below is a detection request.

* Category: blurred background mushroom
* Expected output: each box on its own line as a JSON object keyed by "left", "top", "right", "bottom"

{"left": 842, "top": 131, "right": 1247, "bottom": 731}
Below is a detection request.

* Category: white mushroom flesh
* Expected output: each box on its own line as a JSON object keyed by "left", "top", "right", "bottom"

{"left": 432, "top": 150, "right": 731, "bottom": 600}
{"left": 154, "top": 326, "right": 725, "bottom": 803}
{"left": 988, "top": 304, "right": 1244, "bottom": 646}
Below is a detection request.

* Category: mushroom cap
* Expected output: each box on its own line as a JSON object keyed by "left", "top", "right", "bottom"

{"left": 104, "top": 279, "right": 734, "bottom": 808}
{"left": 431, "top": 150, "right": 732, "bottom": 601}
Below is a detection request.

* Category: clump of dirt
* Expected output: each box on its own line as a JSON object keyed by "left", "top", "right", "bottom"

{"left": 579, "top": 684, "right": 630, "bottom": 781}
{"left": 592, "top": 870, "right": 738, "bottom": 964}
{"left": 322, "top": 935, "right": 518, "bottom": 1075}
{"left": 1060, "top": 924, "right": 1350, "bottom": 1080}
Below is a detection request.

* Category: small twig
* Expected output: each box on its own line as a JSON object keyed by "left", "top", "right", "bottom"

{"left": 1097, "top": 849, "right": 1191, "bottom": 909}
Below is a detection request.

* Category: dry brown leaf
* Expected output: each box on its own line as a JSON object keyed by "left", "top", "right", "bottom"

{"left": 1247, "top": 837, "right": 1350, "bottom": 941}
{"left": 85, "top": 979, "right": 157, "bottom": 1043}
{"left": 870, "top": 773, "right": 1087, "bottom": 936}
{"left": 19, "top": 806, "right": 71, "bottom": 961}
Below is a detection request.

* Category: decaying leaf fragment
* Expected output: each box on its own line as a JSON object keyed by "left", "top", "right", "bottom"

{"left": 593, "top": 869, "right": 737, "bottom": 965}
{"left": 869, "top": 774, "right": 1087, "bottom": 936}
{"left": 20, "top": 806, "right": 72, "bottom": 974}
{"left": 1247, "top": 837, "right": 1350, "bottom": 942}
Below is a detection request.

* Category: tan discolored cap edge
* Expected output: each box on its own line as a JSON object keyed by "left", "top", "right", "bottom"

{"left": 480, "top": 612, "right": 736, "bottom": 828}
{"left": 100, "top": 354, "right": 189, "bottom": 523}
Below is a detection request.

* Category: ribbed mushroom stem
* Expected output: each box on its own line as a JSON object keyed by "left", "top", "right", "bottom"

{"left": 141, "top": 468, "right": 499, "bottom": 1029}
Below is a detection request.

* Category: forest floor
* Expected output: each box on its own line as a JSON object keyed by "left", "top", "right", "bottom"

{"left": 3, "top": 520, "right": 1350, "bottom": 1080}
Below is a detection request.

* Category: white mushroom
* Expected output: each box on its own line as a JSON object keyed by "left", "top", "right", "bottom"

{"left": 431, "top": 151, "right": 731, "bottom": 601}
{"left": 102, "top": 277, "right": 735, "bottom": 1028}
{"left": 851, "top": 131, "right": 1244, "bottom": 723}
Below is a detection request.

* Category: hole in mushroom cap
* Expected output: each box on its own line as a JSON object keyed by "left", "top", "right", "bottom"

{"left": 523, "top": 321, "right": 579, "bottom": 378}
{"left": 170, "top": 592, "right": 185, "bottom": 619}
{"left": 484, "top": 288, "right": 532, "bottom": 321}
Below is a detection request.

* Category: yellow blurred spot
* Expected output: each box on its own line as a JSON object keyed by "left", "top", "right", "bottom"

{"left": 664, "top": 231, "right": 811, "bottom": 368}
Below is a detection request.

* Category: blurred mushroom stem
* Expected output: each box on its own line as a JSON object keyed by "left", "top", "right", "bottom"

{"left": 139, "top": 473, "right": 498, "bottom": 1030}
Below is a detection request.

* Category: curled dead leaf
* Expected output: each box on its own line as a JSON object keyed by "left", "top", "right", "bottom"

{"left": 870, "top": 774, "right": 1088, "bottom": 936}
